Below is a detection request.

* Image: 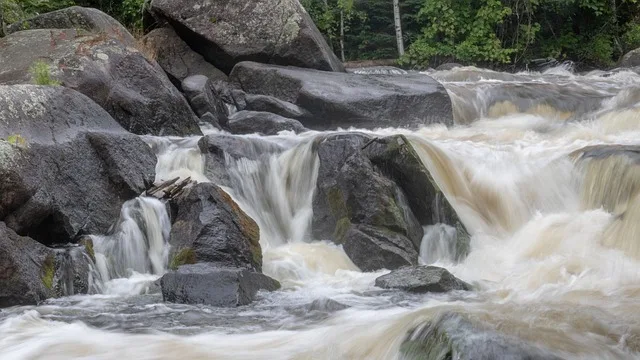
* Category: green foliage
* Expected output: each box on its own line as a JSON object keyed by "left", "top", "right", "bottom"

{"left": 6, "top": 134, "right": 27, "bottom": 147}
{"left": 169, "top": 248, "right": 197, "bottom": 270}
{"left": 41, "top": 254, "right": 55, "bottom": 290}
{"left": 119, "top": 0, "right": 145, "bottom": 31}
{"left": 622, "top": 23, "right": 640, "bottom": 53}
{"left": 29, "top": 61, "right": 60, "bottom": 86}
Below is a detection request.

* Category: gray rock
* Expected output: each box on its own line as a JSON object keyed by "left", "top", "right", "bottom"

{"left": 230, "top": 62, "right": 453, "bottom": 130}
{"left": 435, "top": 63, "right": 464, "bottom": 71}
{"left": 306, "top": 297, "right": 349, "bottom": 312}
{"left": 375, "top": 266, "right": 470, "bottom": 293}
{"left": 0, "top": 29, "right": 201, "bottom": 136}
{"left": 142, "top": 27, "right": 227, "bottom": 86}
{"left": 341, "top": 224, "right": 419, "bottom": 272}
{"left": 0, "top": 85, "right": 124, "bottom": 145}
{"left": 0, "top": 131, "right": 156, "bottom": 246}
{"left": 149, "top": 0, "right": 344, "bottom": 73}
{"left": 244, "top": 94, "right": 310, "bottom": 119}
{"left": 619, "top": 48, "right": 640, "bottom": 68}
{"left": 402, "top": 312, "right": 562, "bottom": 360}
{"left": 181, "top": 75, "right": 229, "bottom": 127}
{"left": 0, "top": 222, "right": 95, "bottom": 307}
{"left": 160, "top": 263, "right": 280, "bottom": 307}
{"left": 312, "top": 133, "right": 423, "bottom": 270}
{"left": 198, "top": 134, "right": 283, "bottom": 186}
{"left": 6, "top": 6, "right": 135, "bottom": 46}
{"left": 573, "top": 144, "right": 640, "bottom": 163}
{"left": 228, "top": 111, "right": 307, "bottom": 135}
{"left": 168, "top": 183, "right": 262, "bottom": 272}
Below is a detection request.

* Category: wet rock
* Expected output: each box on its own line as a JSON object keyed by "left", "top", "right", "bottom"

{"left": 228, "top": 111, "right": 307, "bottom": 135}
{"left": 619, "top": 48, "right": 640, "bottom": 68}
{"left": 0, "top": 223, "right": 95, "bottom": 307}
{"left": 340, "top": 224, "right": 418, "bottom": 272}
{"left": 244, "top": 94, "right": 311, "bottom": 120}
{"left": 364, "top": 135, "right": 470, "bottom": 261}
{"left": 0, "top": 129, "right": 156, "bottom": 246}
{"left": 347, "top": 66, "right": 408, "bottom": 75}
{"left": 0, "top": 85, "right": 124, "bottom": 145}
{"left": 160, "top": 263, "right": 280, "bottom": 307}
{"left": 181, "top": 75, "right": 229, "bottom": 127}
{"left": 230, "top": 62, "right": 453, "bottom": 130}
{"left": 375, "top": 266, "right": 470, "bottom": 293}
{"left": 312, "top": 133, "right": 423, "bottom": 270}
{"left": 6, "top": 6, "right": 135, "bottom": 46}
{"left": 306, "top": 297, "right": 349, "bottom": 312}
{"left": 572, "top": 144, "right": 640, "bottom": 163}
{"left": 436, "top": 63, "right": 464, "bottom": 71}
{"left": 198, "top": 134, "right": 283, "bottom": 186}
{"left": 142, "top": 27, "right": 227, "bottom": 86}
{"left": 0, "top": 28, "right": 200, "bottom": 136}
{"left": 401, "top": 312, "right": 562, "bottom": 360}
{"left": 168, "top": 183, "right": 262, "bottom": 272}
{"left": 148, "top": 0, "right": 344, "bottom": 73}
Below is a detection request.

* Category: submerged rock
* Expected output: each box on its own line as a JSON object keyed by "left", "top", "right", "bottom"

{"left": 306, "top": 297, "right": 349, "bottom": 312}
{"left": 142, "top": 27, "right": 227, "bottom": 86}
{"left": 0, "top": 28, "right": 200, "bottom": 136}
{"left": 168, "top": 183, "right": 262, "bottom": 272}
{"left": 375, "top": 266, "right": 470, "bottom": 293}
{"left": 230, "top": 61, "right": 453, "bottom": 130}
{"left": 160, "top": 263, "right": 280, "bottom": 307}
{"left": 6, "top": 6, "right": 135, "bottom": 46}
{"left": 228, "top": 111, "right": 307, "bottom": 135}
{"left": 148, "top": 0, "right": 344, "bottom": 73}
{"left": 401, "top": 312, "right": 562, "bottom": 360}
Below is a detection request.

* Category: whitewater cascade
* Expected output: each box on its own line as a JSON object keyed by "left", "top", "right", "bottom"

{"left": 1, "top": 66, "right": 640, "bottom": 359}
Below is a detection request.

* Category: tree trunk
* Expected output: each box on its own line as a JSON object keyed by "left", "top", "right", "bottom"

{"left": 340, "top": 9, "right": 346, "bottom": 61}
{"left": 0, "top": 4, "right": 5, "bottom": 38}
{"left": 393, "top": 0, "right": 405, "bottom": 56}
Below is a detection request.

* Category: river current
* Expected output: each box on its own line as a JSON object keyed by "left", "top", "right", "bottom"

{"left": 1, "top": 65, "right": 640, "bottom": 359}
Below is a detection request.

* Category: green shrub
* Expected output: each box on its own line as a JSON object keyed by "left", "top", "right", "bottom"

{"left": 29, "top": 60, "right": 60, "bottom": 86}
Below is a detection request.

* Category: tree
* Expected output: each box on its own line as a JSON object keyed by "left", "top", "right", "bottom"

{"left": 393, "top": 0, "right": 405, "bottom": 56}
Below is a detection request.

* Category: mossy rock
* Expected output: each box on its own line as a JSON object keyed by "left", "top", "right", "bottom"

{"left": 170, "top": 247, "right": 197, "bottom": 270}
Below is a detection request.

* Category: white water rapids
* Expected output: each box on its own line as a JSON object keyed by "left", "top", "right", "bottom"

{"left": 2, "top": 66, "right": 640, "bottom": 359}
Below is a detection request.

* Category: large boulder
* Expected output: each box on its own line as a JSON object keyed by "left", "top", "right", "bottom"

{"left": 0, "top": 222, "right": 95, "bottom": 307}
{"left": 401, "top": 312, "right": 562, "bottom": 360}
{"left": 312, "top": 133, "right": 423, "bottom": 270}
{"left": 142, "top": 27, "right": 227, "bottom": 86}
{"left": 375, "top": 266, "right": 470, "bottom": 293}
{"left": 243, "top": 94, "right": 311, "bottom": 120}
{"left": 168, "top": 183, "right": 262, "bottom": 272}
{"left": 228, "top": 111, "right": 307, "bottom": 135}
{"left": 0, "top": 28, "right": 201, "bottom": 136}
{"left": 0, "top": 88, "right": 156, "bottom": 246}
{"left": 6, "top": 6, "right": 135, "bottom": 46}
{"left": 148, "top": 0, "right": 344, "bottom": 73}
{"left": 230, "top": 62, "right": 453, "bottom": 130}
{"left": 160, "top": 263, "right": 280, "bottom": 307}
{"left": 619, "top": 48, "right": 640, "bottom": 68}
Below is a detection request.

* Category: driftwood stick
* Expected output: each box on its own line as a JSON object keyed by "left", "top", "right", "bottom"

{"left": 146, "top": 177, "right": 180, "bottom": 197}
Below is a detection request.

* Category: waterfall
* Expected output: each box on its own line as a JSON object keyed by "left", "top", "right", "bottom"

{"left": 92, "top": 197, "right": 171, "bottom": 284}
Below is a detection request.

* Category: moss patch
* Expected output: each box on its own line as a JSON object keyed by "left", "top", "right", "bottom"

{"left": 169, "top": 248, "right": 197, "bottom": 270}
{"left": 79, "top": 237, "right": 95, "bottom": 262}
{"left": 41, "top": 254, "right": 55, "bottom": 290}
{"left": 326, "top": 186, "right": 348, "bottom": 219}
{"left": 333, "top": 217, "right": 351, "bottom": 243}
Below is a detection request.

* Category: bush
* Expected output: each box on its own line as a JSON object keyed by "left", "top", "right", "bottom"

{"left": 29, "top": 61, "right": 60, "bottom": 86}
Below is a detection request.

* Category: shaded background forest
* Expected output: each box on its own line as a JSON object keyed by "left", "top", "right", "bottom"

{"left": 3, "top": 0, "right": 640, "bottom": 69}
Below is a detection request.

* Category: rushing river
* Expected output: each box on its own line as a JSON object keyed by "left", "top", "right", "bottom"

{"left": 2, "top": 66, "right": 640, "bottom": 359}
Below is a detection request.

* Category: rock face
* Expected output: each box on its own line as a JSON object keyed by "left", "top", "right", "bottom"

{"left": 230, "top": 62, "right": 453, "bottom": 130}
{"left": 0, "top": 91, "right": 156, "bottom": 246}
{"left": 401, "top": 312, "right": 562, "bottom": 360}
{"left": 181, "top": 75, "right": 228, "bottom": 127}
{"left": 6, "top": 6, "right": 135, "bottom": 46}
{"left": 311, "top": 133, "right": 471, "bottom": 271}
{"left": 244, "top": 94, "right": 310, "bottom": 120}
{"left": 142, "top": 27, "right": 227, "bottom": 86}
{"left": 160, "top": 263, "right": 280, "bottom": 307}
{"left": 0, "top": 28, "right": 201, "bottom": 136}
{"left": 0, "top": 223, "right": 95, "bottom": 307}
{"left": 228, "top": 111, "right": 307, "bottom": 135}
{"left": 375, "top": 266, "right": 470, "bottom": 293}
{"left": 619, "top": 48, "right": 640, "bottom": 68}
{"left": 168, "top": 183, "right": 262, "bottom": 272}
{"left": 148, "top": 0, "right": 344, "bottom": 73}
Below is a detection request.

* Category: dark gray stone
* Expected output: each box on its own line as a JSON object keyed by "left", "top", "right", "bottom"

{"left": 306, "top": 297, "right": 349, "bottom": 312}
{"left": 160, "top": 263, "right": 280, "bottom": 307}
{"left": 0, "top": 29, "right": 201, "bottom": 136}
{"left": 375, "top": 266, "right": 470, "bottom": 293}
{"left": 6, "top": 6, "right": 135, "bottom": 46}
{"left": 401, "top": 312, "right": 562, "bottom": 360}
{"left": 341, "top": 224, "right": 418, "bottom": 272}
{"left": 148, "top": 0, "right": 344, "bottom": 73}
{"left": 573, "top": 144, "right": 640, "bottom": 163}
{"left": 230, "top": 62, "right": 453, "bottom": 130}
{"left": 168, "top": 183, "right": 262, "bottom": 272}
{"left": 181, "top": 75, "right": 229, "bottom": 126}
{"left": 619, "top": 48, "right": 640, "bottom": 68}
{"left": 142, "top": 27, "right": 227, "bottom": 86}
{"left": 228, "top": 111, "right": 307, "bottom": 135}
{"left": 244, "top": 94, "right": 310, "bottom": 119}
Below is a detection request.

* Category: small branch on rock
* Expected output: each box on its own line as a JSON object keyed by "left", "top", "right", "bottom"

{"left": 361, "top": 137, "right": 379, "bottom": 150}
{"left": 144, "top": 177, "right": 195, "bottom": 199}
